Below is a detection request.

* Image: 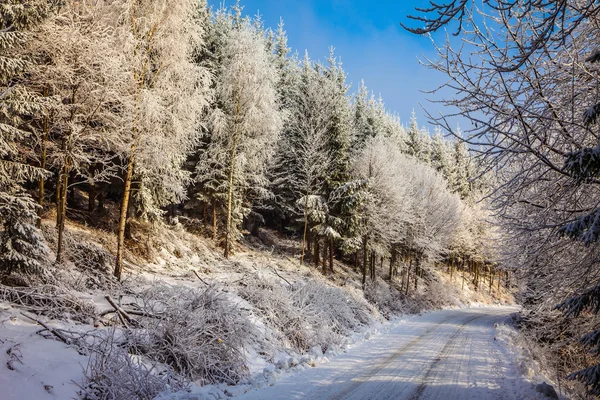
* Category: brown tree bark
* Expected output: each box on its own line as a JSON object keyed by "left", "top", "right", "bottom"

{"left": 314, "top": 236, "right": 320, "bottom": 268}
{"left": 362, "top": 236, "right": 368, "bottom": 287}
{"left": 405, "top": 257, "right": 412, "bottom": 296}
{"left": 329, "top": 237, "right": 334, "bottom": 274}
{"left": 212, "top": 198, "right": 217, "bottom": 241}
{"left": 56, "top": 161, "right": 69, "bottom": 263}
{"left": 114, "top": 151, "right": 135, "bottom": 281}
{"left": 414, "top": 257, "right": 419, "bottom": 291}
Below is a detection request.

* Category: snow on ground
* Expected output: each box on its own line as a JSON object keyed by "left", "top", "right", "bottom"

{"left": 0, "top": 304, "right": 88, "bottom": 400}
{"left": 0, "top": 303, "right": 557, "bottom": 400}
{"left": 231, "top": 307, "right": 551, "bottom": 400}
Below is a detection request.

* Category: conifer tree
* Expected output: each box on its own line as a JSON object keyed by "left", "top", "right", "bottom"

{"left": 430, "top": 128, "right": 455, "bottom": 187}
{"left": 405, "top": 111, "right": 431, "bottom": 164}
{"left": 0, "top": 0, "right": 49, "bottom": 276}
{"left": 113, "top": 0, "right": 210, "bottom": 280}
{"left": 197, "top": 16, "right": 280, "bottom": 258}
{"left": 29, "top": 1, "right": 130, "bottom": 262}
{"left": 452, "top": 137, "right": 473, "bottom": 199}
{"left": 266, "top": 19, "right": 301, "bottom": 226}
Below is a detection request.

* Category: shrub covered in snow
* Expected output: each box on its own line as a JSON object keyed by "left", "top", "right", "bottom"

{"left": 238, "top": 275, "right": 376, "bottom": 354}
{"left": 81, "top": 329, "right": 187, "bottom": 400}
{"left": 128, "top": 284, "right": 258, "bottom": 385}
{"left": 0, "top": 284, "right": 96, "bottom": 322}
{"left": 363, "top": 279, "right": 404, "bottom": 318}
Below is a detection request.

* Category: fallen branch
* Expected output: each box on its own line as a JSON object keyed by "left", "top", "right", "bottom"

{"left": 105, "top": 296, "right": 139, "bottom": 328}
{"left": 192, "top": 270, "right": 209, "bottom": 286}
{"left": 99, "top": 308, "right": 162, "bottom": 319}
{"left": 20, "top": 312, "right": 71, "bottom": 345}
{"left": 271, "top": 267, "right": 292, "bottom": 287}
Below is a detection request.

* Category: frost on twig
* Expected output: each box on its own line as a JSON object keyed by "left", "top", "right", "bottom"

{"left": 0, "top": 284, "right": 96, "bottom": 322}
{"left": 125, "top": 284, "right": 257, "bottom": 385}
{"left": 80, "top": 328, "right": 188, "bottom": 400}
{"left": 238, "top": 276, "right": 375, "bottom": 354}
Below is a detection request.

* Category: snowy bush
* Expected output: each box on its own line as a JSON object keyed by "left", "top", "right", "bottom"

{"left": 128, "top": 284, "right": 257, "bottom": 385}
{"left": 424, "top": 274, "right": 460, "bottom": 308}
{"left": 0, "top": 284, "right": 96, "bottom": 322}
{"left": 363, "top": 279, "right": 404, "bottom": 318}
{"left": 292, "top": 281, "right": 373, "bottom": 337}
{"left": 81, "top": 329, "right": 188, "bottom": 400}
{"left": 238, "top": 275, "right": 376, "bottom": 354}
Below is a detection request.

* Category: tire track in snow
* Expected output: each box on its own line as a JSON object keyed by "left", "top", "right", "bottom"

{"left": 328, "top": 313, "right": 473, "bottom": 400}
{"left": 408, "top": 314, "right": 483, "bottom": 400}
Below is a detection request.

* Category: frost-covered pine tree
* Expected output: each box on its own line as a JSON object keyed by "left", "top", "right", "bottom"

{"left": 0, "top": 0, "right": 50, "bottom": 276}
{"left": 269, "top": 52, "right": 334, "bottom": 264}
{"left": 197, "top": 16, "right": 281, "bottom": 258}
{"left": 404, "top": 110, "right": 431, "bottom": 164}
{"left": 113, "top": 0, "right": 210, "bottom": 279}
{"left": 351, "top": 80, "right": 386, "bottom": 153}
{"left": 28, "top": 1, "right": 131, "bottom": 262}
{"left": 0, "top": 0, "right": 48, "bottom": 185}
{"left": 0, "top": 190, "right": 49, "bottom": 275}
{"left": 451, "top": 134, "right": 474, "bottom": 200}
{"left": 430, "top": 128, "right": 455, "bottom": 187}
{"left": 265, "top": 19, "right": 301, "bottom": 226}
{"left": 552, "top": 47, "right": 600, "bottom": 395}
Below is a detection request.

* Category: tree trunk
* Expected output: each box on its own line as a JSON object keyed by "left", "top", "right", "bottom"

{"left": 124, "top": 199, "right": 133, "bottom": 240}
{"left": 389, "top": 246, "right": 397, "bottom": 280}
{"left": 88, "top": 183, "right": 97, "bottom": 213}
{"left": 370, "top": 251, "right": 376, "bottom": 281}
{"left": 322, "top": 238, "right": 327, "bottom": 273}
{"left": 405, "top": 257, "right": 412, "bottom": 296}
{"left": 354, "top": 252, "right": 359, "bottom": 272}
{"left": 362, "top": 236, "right": 368, "bottom": 287}
{"left": 314, "top": 236, "right": 320, "bottom": 268}
{"left": 212, "top": 198, "right": 217, "bottom": 241}
{"left": 56, "top": 161, "right": 69, "bottom": 263}
{"left": 300, "top": 194, "right": 309, "bottom": 265}
{"left": 224, "top": 96, "right": 242, "bottom": 259}
{"left": 414, "top": 258, "right": 419, "bottom": 291}
{"left": 329, "top": 237, "right": 334, "bottom": 274}
{"left": 115, "top": 152, "right": 135, "bottom": 281}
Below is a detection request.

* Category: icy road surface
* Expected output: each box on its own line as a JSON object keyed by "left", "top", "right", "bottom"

{"left": 238, "top": 307, "right": 545, "bottom": 400}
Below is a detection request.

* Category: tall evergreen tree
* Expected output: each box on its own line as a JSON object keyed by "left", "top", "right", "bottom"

{"left": 430, "top": 128, "right": 455, "bottom": 188}
{"left": 113, "top": 0, "right": 210, "bottom": 280}
{"left": 0, "top": 0, "right": 50, "bottom": 276}
{"left": 197, "top": 16, "right": 281, "bottom": 258}
{"left": 405, "top": 111, "right": 431, "bottom": 164}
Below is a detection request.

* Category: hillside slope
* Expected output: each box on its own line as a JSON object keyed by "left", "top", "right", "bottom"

{"left": 0, "top": 219, "right": 514, "bottom": 399}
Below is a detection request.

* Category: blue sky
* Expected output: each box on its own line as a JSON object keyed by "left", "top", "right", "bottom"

{"left": 207, "top": 0, "right": 456, "bottom": 129}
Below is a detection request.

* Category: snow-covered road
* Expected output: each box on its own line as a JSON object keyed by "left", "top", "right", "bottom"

{"left": 238, "top": 307, "right": 546, "bottom": 400}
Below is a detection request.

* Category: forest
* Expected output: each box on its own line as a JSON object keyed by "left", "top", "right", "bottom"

{"left": 0, "top": 0, "right": 499, "bottom": 289}
{"left": 2, "top": 0, "right": 600, "bottom": 399}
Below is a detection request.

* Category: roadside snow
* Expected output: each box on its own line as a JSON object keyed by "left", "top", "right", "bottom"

{"left": 0, "top": 304, "right": 88, "bottom": 400}
{"left": 228, "top": 307, "right": 551, "bottom": 400}
{"left": 0, "top": 302, "right": 547, "bottom": 400}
